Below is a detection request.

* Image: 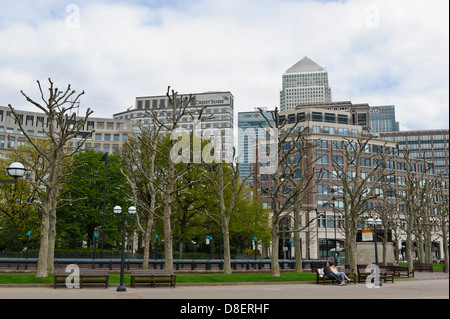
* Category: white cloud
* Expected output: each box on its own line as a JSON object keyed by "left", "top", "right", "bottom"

{"left": 0, "top": 0, "right": 448, "bottom": 130}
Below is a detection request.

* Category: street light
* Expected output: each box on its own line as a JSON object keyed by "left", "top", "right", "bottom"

{"left": 367, "top": 217, "right": 382, "bottom": 287}
{"left": 99, "top": 152, "right": 108, "bottom": 259}
{"left": 114, "top": 205, "right": 136, "bottom": 292}
{"left": 1, "top": 162, "right": 26, "bottom": 183}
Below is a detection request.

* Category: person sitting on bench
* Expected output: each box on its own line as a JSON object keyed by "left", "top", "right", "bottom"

{"left": 323, "top": 261, "right": 346, "bottom": 286}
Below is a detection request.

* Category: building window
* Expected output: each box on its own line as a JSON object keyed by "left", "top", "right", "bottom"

{"left": 316, "top": 140, "right": 328, "bottom": 149}
{"left": 312, "top": 112, "right": 322, "bottom": 122}
{"left": 332, "top": 155, "right": 344, "bottom": 165}
{"left": 338, "top": 114, "right": 348, "bottom": 124}
{"left": 323, "top": 126, "right": 335, "bottom": 135}
{"left": 316, "top": 154, "right": 329, "bottom": 165}
{"left": 317, "top": 184, "right": 330, "bottom": 195}
{"left": 324, "top": 113, "right": 336, "bottom": 123}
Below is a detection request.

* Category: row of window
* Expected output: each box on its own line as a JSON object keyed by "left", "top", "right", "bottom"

{"left": 0, "top": 111, "right": 124, "bottom": 131}
{"left": 385, "top": 135, "right": 449, "bottom": 142}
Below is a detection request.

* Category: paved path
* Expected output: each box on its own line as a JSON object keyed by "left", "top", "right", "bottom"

{"left": 0, "top": 277, "right": 447, "bottom": 300}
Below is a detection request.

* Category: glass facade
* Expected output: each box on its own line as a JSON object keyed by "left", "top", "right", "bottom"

{"left": 369, "top": 105, "right": 399, "bottom": 133}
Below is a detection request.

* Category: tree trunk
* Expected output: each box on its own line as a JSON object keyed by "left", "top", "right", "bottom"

{"left": 417, "top": 234, "right": 424, "bottom": 263}
{"left": 346, "top": 237, "right": 358, "bottom": 274}
{"left": 36, "top": 207, "right": 50, "bottom": 278}
{"left": 163, "top": 162, "right": 174, "bottom": 271}
{"left": 142, "top": 216, "right": 154, "bottom": 269}
{"left": 443, "top": 232, "right": 449, "bottom": 273}
{"left": 294, "top": 210, "right": 302, "bottom": 272}
{"left": 163, "top": 208, "right": 173, "bottom": 271}
{"left": 222, "top": 222, "right": 231, "bottom": 274}
{"left": 382, "top": 228, "right": 388, "bottom": 266}
{"left": 47, "top": 208, "right": 56, "bottom": 274}
{"left": 406, "top": 230, "right": 414, "bottom": 275}
{"left": 270, "top": 221, "right": 280, "bottom": 277}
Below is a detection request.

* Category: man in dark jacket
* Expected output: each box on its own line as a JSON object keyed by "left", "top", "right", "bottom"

{"left": 323, "top": 261, "right": 344, "bottom": 286}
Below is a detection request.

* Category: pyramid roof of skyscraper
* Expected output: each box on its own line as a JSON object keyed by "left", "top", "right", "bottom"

{"left": 285, "top": 56, "right": 326, "bottom": 73}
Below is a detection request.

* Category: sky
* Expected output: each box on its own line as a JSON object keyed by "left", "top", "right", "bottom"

{"left": 0, "top": 0, "right": 448, "bottom": 131}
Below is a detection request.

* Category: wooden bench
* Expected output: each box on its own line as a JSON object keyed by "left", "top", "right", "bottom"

{"left": 54, "top": 268, "right": 70, "bottom": 288}
{"left": 79, "top": 269, "right": 109, "bottom": 288}
{"left": 379, "top": 266, "right": 394, "bottom": 283}
{"left": 54, "top": 268, "right": 109, "bottom": 288}
{"left": 357, "top": 264, "right": 394, "bottom": 283}
{"left": 131, "top": 269, "right": 176, "bottom": 288}
{"left": 314, "top": 266, "right": 356, "bottom": 285}
{"left": 392, "top": 265, "right": 414, "bottom": 277}
{"left": 413, "top": 262, "right": 433, "bottom": 273}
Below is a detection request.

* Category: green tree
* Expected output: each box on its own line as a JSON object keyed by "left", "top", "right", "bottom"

{"left": 57, "top": 150, "right": 133, "bottom": 251}
{"left": 0, "top": 158, "right": 40, "bottom": 252}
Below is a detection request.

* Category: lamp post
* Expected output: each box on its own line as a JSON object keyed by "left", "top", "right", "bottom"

{"left": 114, "top": 205, "right": 136, "bottom": 292}
{"left": 1, "top": 162, "right": 26, "bottom": 183}
{"left": 155, "top": 234, "right": 159, "bottom": 260}
{"left": 99, "top": 152, "right": 108, "bottom": 259}
{"left": 25, "top": 231, "right": 31, "bottom": 270}
{"left": 315, "top": 209, "right": 320, "bottom": 259}
{"left": 367, "top": 217, "right": 382, "bottom": 287}
{"left": 206, "top": 236, "right": 213, "bottom": 260}
{"left": 252, "top": 237, "right": 258, "bottom": 261}
{"left": 92, "top": 232, "right": 98, "bottom": 269}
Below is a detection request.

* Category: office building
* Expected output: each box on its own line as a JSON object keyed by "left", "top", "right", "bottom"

{"left": 0, "top": 106, "right": 133, "bottom": 155}
{"left": 113, "top": 91, "right": 234, "bottom": 161}
{"left": 280, "top": 57, "right": 332, "bottom": 112}
{"left": 368, "top": 105, "right": 400, "bottom": 133}
{"left": 253, "top": 104, "right": 448, "bottom": 261}
{"left": 380, "top": 129, "right": 449, "bottom": 176}
{"left": 237, "top": 108, "right": 274, "bottom": 181}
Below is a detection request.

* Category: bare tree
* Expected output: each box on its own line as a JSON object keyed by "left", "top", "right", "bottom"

{"left": 326, "top": 138, "right": 393, "bottom": 274}
{"left": 255, "top": 107, "right": 319, "bottom": 277}
{"left": 433, "top": 173, "right": 449, "bottom": 272}
{"left": 203, "top": 145, "right": 252, "bottom": 274}
{"left": 396, "top": 152, "right": 434, "bottom": 275}
{"left": 282, "top": 134, "right": 320, "bottom": 272}
{"left": 138, "top": 87, "right": 211, "bottom": 271}
{"left": 122, "top": 128, "right": 161, "bottom": 269}
{"left": 8, "top": 78, "right": 93, "bottom": 277}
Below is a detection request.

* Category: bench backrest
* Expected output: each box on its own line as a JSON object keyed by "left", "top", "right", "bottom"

{"left": 80, "top": 269, "right": 109, "bottom": 275}
{"left": 132, "top": 269, "right": 174, "bottom": 276}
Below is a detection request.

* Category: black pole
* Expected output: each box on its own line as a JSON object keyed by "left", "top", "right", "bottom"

{"left": 155, "top": 235, "right": 158, "bottom": 260}
{"left": 325, "top": 213, "right": 328, "bottom": 258}
{"left": 92, "top": 233, "right": 97, "bottom": 269}
{"left": 117, "top": 215, "right": 127, "bottom": 292}
{"left": 334, "top": 208, "right": 338, "bottom": 265}
{"left": 374, "top": 224, "right": 382, "bottom": 287}
{"left": 315, "top": 209, "right": 319, "bottom": 259}
{"left": 25, "top": 231, "right": 30, "bottom": 270}
{"left": 100, "top": 152, "right": 108, "bottom": 259}
{"left": 210, "top": 238, "right": 213, "bottom": 261}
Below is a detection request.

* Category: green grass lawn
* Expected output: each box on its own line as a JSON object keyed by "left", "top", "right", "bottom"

{"left": 0, "top": 272, "right": 317, "bottom": 285}
{"left": 0, "top": 263, "right": 444, "bottom": 285}
{"left": 398, "top": 262, "right": 444, "bottom": 272}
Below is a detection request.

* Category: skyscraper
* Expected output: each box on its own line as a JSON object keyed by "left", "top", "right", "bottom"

{"left": 368, "top": 105, "right": 400, "bottom": 133}
{"left": 280, "top": 57, "right": 332, "bottom": 112}
{"left": 237, "top": 108, "right": 274, "bottom": 182}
